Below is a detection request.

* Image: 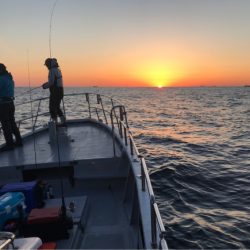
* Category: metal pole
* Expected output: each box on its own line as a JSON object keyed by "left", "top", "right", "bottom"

{"left": 99, "top": 96, "right": 108, "bottom": 124}
{"left": 124, "top": 127, "right": 127, "bottom": 146}
{"left": 130, "top": 137, "right": 134, "bottom": 156}
{"left": 119, "top": 121, "right": 123, "bottom": 138}
{"left": 95, "top": 108, "right": 100, "bottom": 121}
{"left": 140, "top": 156, "right": 146, "bottom": 191}
{"left": 110, "top": 112, "right": 116, "bottom": 157}
{"left": 85, "top": 93, "right": 91, "bottom": 118}
{"left": 150, "top": 195, "right": 157, "bottom": 248}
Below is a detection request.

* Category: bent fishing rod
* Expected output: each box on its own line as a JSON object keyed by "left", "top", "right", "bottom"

{"left": 18, "top": 86, "right": 41, "bottom": 95}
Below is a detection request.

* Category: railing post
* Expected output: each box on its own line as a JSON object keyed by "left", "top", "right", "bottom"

{"left": 97, "top": 94, "right": 101, "bottom": 104}
{"left": 150, "top": 195, "right": 157, "bottom": 249}
{"left": 124, "top": 127, "right": 127, "bottom": 146}
{"left": 140, "top": 156, "right": 145, "bottom": 191}
{"left": 110, "top": 111, "right": 116, "bottom": 158}
{"left": 85, "top": 93, "right": 91, "bottom": 118}
{"left": 129, "top": 136, "right": 134, "bottom": 156}
{"left": 124, "top": 109, "right": 129, "bottom": 128}
{"left": 119, "top": 106, "right": 124, "bottom": 121}
{"left": 95, "top": 108, "right": 100, "bottom": 121}
{"left": 98, "top": 95, "right": 108, "bottom": 124}
{"left": 119, "top": 121, "right": 123, "bottom": 138}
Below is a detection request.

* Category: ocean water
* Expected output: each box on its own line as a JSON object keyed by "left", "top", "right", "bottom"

{"left": 13, "top": 87, "right": 250, "bottom": 249}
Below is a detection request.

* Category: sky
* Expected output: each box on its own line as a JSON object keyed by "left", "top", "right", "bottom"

{"left": 1, "top": 0, "right": 250, "bottom": 87}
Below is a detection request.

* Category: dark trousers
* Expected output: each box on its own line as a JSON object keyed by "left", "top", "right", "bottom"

{"left": 0, "top": 101, "right": 22, "bottom": 146}
{"left": 49, "top": 87, "right": 64, "bottom": 120}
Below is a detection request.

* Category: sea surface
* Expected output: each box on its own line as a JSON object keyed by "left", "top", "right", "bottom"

{"left": 13, "top": 87, "right": 250, "bottom": 249}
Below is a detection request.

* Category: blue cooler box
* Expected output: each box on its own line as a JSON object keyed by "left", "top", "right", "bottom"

{"left": 0, "top": 192, "right": 25, "bottom": 230}
{"left": 0, "top": 181, "right": 38, "bottom": 212}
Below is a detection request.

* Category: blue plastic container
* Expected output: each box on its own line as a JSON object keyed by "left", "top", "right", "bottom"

{"left": 0, "top": 192, "right": 25, "bottom": 230}
{"left": 0, "top": 181, "right": 38, "bottom": 212}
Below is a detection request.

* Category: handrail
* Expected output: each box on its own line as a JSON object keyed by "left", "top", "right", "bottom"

{"left": 15, "top": 91, "right": 121, "bottom": 107}
{"left": 0, "top": 92, "right": 121, "bottom": 136}
{"left": 118, "top": 117, "right": 168, "bottom": 249}
{"left": 128, "top": 132, "right": 140, "bottom": 157}
{"left": 141, "top": 158, "right": 154, "bottom": 195}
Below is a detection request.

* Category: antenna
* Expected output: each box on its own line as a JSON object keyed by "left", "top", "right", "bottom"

{"left": 49, "top": 0, "right": 59, "bottom": 58}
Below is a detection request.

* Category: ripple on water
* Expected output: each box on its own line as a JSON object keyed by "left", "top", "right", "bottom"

{"left": 15, "top": 87, "right": 250, "bottom": 249}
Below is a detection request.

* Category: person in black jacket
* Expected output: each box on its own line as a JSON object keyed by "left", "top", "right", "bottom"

{"left": 42, "top": 58, "right": 66, "bottom": 125}
{"left": 0, "top": 63, "right": 22, "bottom": 151}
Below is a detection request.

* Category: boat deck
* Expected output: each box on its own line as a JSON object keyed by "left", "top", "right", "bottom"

{"left": 0, "top": 121, "right": 122, "bottom": 169}
{"left": 0, "top": 94, "right": 168, "bottom": 249}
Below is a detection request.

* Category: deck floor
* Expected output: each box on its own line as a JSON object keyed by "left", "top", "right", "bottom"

{"left": 80, "top": 189, "right": 136, "bottom": 249}
{"left": 0, "top": 122, "right": 122, "bottom": 169}
{"left": 52, "top": 178, "right": 137, "bottom": 249}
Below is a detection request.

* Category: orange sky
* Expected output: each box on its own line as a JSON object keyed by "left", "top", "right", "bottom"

{"left": 1, "top": 0, "right": 250, "bottom": 87}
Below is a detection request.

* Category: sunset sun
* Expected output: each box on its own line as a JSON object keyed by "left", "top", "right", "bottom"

{"left": 132, "top": 62, "right": 183, "bottom": 88}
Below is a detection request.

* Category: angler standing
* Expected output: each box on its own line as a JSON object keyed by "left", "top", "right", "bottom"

{"left": 42, "top": 58, "right": 66, "bottom": 125}
{"left": 0, "top": 63, "right": 23, "bottom": 151}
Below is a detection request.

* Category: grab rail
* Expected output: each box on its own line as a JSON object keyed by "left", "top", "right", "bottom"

{"left": 110, "top": 106, "right": 168, "bottom": 249}
{"left": 5, "top": 92, "right": 121, "bottom": 133}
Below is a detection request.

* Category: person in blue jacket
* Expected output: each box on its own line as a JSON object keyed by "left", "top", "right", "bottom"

{"left": 42, "top": 58, "right": 66, "bottom": 125}
{"left": 0, "top": 63, "right": 22, "bottom": 151}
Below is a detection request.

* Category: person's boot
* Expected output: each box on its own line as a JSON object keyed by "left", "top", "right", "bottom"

{"left": 15, "top": 139, "right": 23, "bottom": 147}
{"left": 0, "top": 144, "right": 14, "bottom": 152}
{"left": 52, "top": 117, "right": 58, "bottom": 125}
{"left": 13, "top": 126, "right": 23, "bottom": 147}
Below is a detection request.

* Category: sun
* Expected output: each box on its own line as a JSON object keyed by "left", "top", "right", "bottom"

{"left": 154, "top": 80, "right": 166, "bottom": 88}
{"left": 131, "top": 61, "right": 184, "bottom": 88}
{"left": 140, "top": 65, "right": 173, "bottom": 88}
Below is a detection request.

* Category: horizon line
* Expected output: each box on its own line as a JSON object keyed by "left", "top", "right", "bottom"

{"left": 16, "top": 85, "right": 248, "bottom": 88}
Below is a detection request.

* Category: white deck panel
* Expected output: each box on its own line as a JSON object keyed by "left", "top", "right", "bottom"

{"left": 0, "top": 122, "right": 122, "bottom": 169}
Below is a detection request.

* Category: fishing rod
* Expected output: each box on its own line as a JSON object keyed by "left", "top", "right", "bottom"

{"left": 48, "top": 0, "right": 67, "bottom": 120}
{"left": 48, "top": 0, "right": 66, "bottom": 217}
{"left": 26, "top": 50, "right": 38, "bottom": 169}
{"left": 15, "top": 86, "right": 41, "bottom": 98}
{"left": 49, "top": 0, "right": 59, "bottom": 58}
{"left": 22, "top": 86, "right": 41, "bottom": 93}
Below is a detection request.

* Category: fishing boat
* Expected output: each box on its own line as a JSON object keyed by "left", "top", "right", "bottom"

{"left": 0, "top": 92, "right": 168, "bottom": 249}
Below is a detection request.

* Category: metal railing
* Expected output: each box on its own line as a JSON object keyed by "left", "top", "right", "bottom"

{"left": 0, "top": 92, "right": 168, "bottom": 249}
{"left": 0, "top": 92, "right": 121, "bottom": 136}
{"left": 110, "top": 104, "right": 168, "bottom": 249}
